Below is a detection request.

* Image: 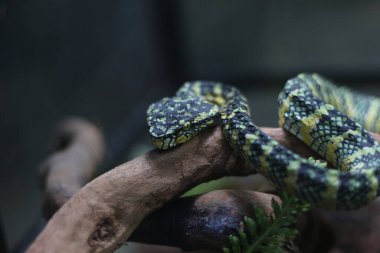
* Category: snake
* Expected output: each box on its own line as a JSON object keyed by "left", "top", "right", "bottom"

{"left": 147, "top": 73, "right": 380, "bottom": 210}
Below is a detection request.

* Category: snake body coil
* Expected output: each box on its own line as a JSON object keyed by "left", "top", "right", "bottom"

{"left": 147, "top": 73, "right": 380, "bottom": 210}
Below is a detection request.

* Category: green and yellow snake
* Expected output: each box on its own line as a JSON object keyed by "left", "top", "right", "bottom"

{"left": 147, "top": 73, "right": 380, "bottom": 210}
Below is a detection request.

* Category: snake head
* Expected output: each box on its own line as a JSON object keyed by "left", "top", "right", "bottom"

{"left": 147, "top": 96, "right": 220, "bottom": 150}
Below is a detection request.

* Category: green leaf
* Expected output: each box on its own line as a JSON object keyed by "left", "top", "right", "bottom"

{"left": 239, "top": 229, "right": 249, "bottom": 251}
{"left": 222, "top": 194, "right": 310, "bottom": 253}
{"left": 223, "top": 247, "right": 232, "bottom": 253}
{"left": 229, "top": 235, "right": 241, "bottom": 253}
{"left": 244, "top": 216, "right": 257, "bottom": 239}
{"left": 254, "top": 207, "right": 267, "bottom": 230}
{"left": 271, "top": 198, "right": 281, "bottom": 218}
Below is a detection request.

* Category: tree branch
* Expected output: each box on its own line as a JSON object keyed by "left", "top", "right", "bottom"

{"left": 27, "top": 123, "right": 380, "bottom": 253}
{"left": 38, "top": 117, "right": 105, "bottom": 218}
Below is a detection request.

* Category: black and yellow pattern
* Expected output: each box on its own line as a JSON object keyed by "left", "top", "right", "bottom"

{"left": 147, "top": 74, "right": 380, "bottom": 210}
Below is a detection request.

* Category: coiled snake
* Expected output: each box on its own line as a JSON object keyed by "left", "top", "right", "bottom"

{"left": 147, "top": 73, "right": 380, "bottom": 210}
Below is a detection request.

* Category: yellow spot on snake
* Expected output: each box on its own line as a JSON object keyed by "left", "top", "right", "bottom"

{"left": 282, "top": 160, "right": 301, "bottom": 194}
{"left": 176, "top": 136, "right": 187, "bottom": 144}
{"left": 214, "top": 96, "right": 225, "bottom": 105}
{"left": 365, "top": 101, "right": 380, "bottom": 130}
{"left": 278, "top": 97, "right": 290, "bottom": 126}
{"left": 319, "top": 170, "right": 339, "bottom": 209}
{"left": 153, "top": 138, "right": 164, "bottom": 149}
{"left": 213, "top": 85, "right": 222, "bottom": 95}
{"left": 364, "top": 170, "right": 378, "bottom": 201}
{"left": 298, "top": 104, "right": 334, "bottom": 146}
{"left": 326, "top": 135, "right": 343, "bottom": 167}
{"left": 183, "top": 122, "right": 191, "bottom": 130}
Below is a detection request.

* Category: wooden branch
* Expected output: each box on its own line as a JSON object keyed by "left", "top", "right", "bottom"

{"left": 27, "top": 125, "right": 380, "bottom": 253}
{"left": 38, "top": 117, "right": 105, "bottom": 218}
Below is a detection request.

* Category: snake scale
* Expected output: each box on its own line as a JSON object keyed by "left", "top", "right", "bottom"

{"left": 147, "top": 73, "right": 380, "bottom": 210}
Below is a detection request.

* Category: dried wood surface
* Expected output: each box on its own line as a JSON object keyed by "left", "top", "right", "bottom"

{"left": 27, "top": 121, "right": 380, "bottom": 252}
{"left": 39, "top": 117, "right": 105, "bottom": 218}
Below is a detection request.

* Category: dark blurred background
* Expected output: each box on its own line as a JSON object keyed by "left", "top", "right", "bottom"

{"left": 1, "top": 0, "right": 380, "bottom": 251}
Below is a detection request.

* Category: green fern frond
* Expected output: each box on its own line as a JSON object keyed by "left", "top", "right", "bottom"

{"left": 223, "top": 194, "right": 310, "bottom": 253}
